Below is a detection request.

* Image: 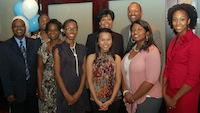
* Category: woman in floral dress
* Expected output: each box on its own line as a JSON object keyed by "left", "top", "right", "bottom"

{"left": 86, "top": 28, "right": 122, "bottom": 113}
{"left": 37, "top": 19, "right": 62, "bottom": 113}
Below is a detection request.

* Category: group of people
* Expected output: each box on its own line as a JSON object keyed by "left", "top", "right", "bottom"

{"left": 0, "top": 2, "right": 200, "bottom": 113}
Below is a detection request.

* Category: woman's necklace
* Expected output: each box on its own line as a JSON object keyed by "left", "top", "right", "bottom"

{"left": 70, "top": 43, "right": 79, "bottom": 76}
{"left": 133, "top": 44, "right": 139, "bottom": 52}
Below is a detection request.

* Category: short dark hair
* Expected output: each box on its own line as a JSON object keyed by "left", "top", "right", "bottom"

{"left": 167, "top": 3, "right": 197, "bottom": 30}
{"left": 95, "top": 28, "right": 115, "bottom": 59}
{"left": 62, "top": 19, "right": 78, "bottom": 36}
{"left": 126, "top": 20, "right": 154, "bottom": 53}
{"left": 97, "top": 8, "right": 115, "bottom": 23}
{"left": 129, "top": 2, "right": 142, "bottom": 12}
{"left": 45, "top": 19, "right": 62, "bottom": 33}
{"left": 38, "top": 13, "right": 49, "bottom": 22}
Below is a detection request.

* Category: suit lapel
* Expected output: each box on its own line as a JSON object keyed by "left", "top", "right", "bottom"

{"left": 10, "top": 37, "right": 24, "bottom": 58}
{"left": 124, "top": 25, "right": 131, "bottom": 46}
{"left": 126, "top": 25, "right": 131, "bottom": 38}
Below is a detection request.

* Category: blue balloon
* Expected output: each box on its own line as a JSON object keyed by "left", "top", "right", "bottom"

{"left": 29, "top": 14, "right": 40, "bottom": 32}
{"left": 13, "top": 1, "right": 25, "bottom": 17}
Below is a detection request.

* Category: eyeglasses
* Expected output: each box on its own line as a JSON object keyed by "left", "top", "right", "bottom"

{"left": 65, "top": 27, "right": 78, "bottom": 31}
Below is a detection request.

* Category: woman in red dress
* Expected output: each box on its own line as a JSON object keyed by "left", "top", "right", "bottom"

{"left": 163, "top": 3, "right": 200, "bottom": 113}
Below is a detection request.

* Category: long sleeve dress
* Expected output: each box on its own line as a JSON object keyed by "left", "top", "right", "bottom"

{"left": 163, "top": 30, "right": 200, "bottom": 113}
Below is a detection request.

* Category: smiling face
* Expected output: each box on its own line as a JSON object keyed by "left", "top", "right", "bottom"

{"left": 39, "top": 15, "right": 50, "bottom": 30}
{"left": 12, "top": 19, "right": 26, "bottom": 39}
{"left": 172, "top": 10, "right": 190, "bottom": 36}
{"left": 63, "top": 21, "right": 78, "bottom": 41}
{"left": 128, "top": 3, "right": 142, "bottom": 22}
{"left": 99, "top": 14, "right": 113, "bottom": 29}
{"left": 98, "top": 32, "right": 112, "bottom": 52}
{"left": 131, "top": 23, "right": 147, "bottom": 43}
{"left": 47, "top": 23, "right": 60, "bottom": 40}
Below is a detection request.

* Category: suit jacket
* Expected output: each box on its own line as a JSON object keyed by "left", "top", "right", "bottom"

{"left": 121, "top": 25, "right": 131, "bottom": 52}
{"left": 121, "top": 24, "right": 164, "bottom": 75}
{"left": 85, "top": 31, "right": 124, "bottom": 58}
{"left": 0, "top": 36, "right": 41, "bottom": 103}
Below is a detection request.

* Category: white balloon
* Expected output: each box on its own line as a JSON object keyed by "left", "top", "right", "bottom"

{"left": 12, "top": 16, "right": 30, "bottom": 36}
{"left": 22, "top": 0, "right": 38, "bottom": 19}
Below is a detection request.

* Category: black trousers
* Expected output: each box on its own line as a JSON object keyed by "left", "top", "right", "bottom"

{"left": 11, "top": 94, "right": 38, "bottom": 113}
{"left": 91, "top": 99, "right": 121, "bottom": 113}
{"left": 10, "top": 80, "right": 38, "bottom": 113}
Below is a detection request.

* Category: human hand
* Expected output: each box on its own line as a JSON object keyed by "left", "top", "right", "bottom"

{"left": 164, "top": 94, "right": 176, "bottom": 109}
{"left": 101, "top": 100, "right": 111, "bottom": 111}
{"left": 168, "top": 97, "right": 177, "bottom": 109}
{"left": 95, "top": 100, "right": 104, "bottom": 111}
{"left": 73, "top": 91, "right": 81, "bottom": 102}
{"left": 124, "top": 92, "right": 134, "bottom": 104}
{"left": 38, "top": 89, "right": 44, "bottom": 101}
{"left": 7, "top": 95, "right": 15, "bottom": 104}
{"left": 65, "top": 94, "right": 76, "bottom": 105}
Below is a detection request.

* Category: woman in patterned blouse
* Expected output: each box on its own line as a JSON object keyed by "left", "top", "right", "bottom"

{"left": 86, "top": 28, "right": 122, "bottom": 113}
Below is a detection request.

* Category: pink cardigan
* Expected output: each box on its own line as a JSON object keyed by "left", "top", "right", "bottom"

{"left": 121, "top": 45, "right": 162, "bottom": 113}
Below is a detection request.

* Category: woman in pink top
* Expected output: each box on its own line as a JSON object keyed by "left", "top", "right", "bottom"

{"left": 163, "top": 4, "right": 200, "bottom": 113}
{"left": 121, "top": 20, "right": 162, "bottom": 113}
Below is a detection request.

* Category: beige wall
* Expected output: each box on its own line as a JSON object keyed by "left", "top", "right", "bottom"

{"left": 0, "top": 0, "right": 19, "bottom": 41}
{"left": 109, "top": 0, "right": 166, "bottom": 51}
{"left": 48, "top": 2, "right": 93, "bottom": 44}
{"left": 0, "top": 0, "right": 166, "bottom": 52}
{"left": 48, "top": 0, "right": 166, "bottom": 49}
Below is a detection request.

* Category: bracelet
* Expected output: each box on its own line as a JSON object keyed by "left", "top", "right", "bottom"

{"left": 123, "top": 90, "right": 129, "bottom": 96}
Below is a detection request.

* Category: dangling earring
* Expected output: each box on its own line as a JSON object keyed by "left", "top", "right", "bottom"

{"left": 131, "top": 38, "right": 135, "bottom": 43}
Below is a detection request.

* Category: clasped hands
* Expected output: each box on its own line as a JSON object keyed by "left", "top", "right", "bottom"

{"left": 124, "top": 92, "right": 135, "bottom": 104}
{"left": 96, "top": 99, "right": 112, "bottom": 111}
{"left": 65, "top": 91, "right": 81, "bottom": 105}
{"left": 163, "top": 94, "right": 177, "bottom": 110}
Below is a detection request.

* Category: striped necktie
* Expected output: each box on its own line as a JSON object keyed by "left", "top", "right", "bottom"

{"left": 20, "top": 41, "right": 30, "bottom": 80}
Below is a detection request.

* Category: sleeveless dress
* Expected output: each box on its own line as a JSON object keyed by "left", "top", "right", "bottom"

{"left": 38, "top": 42, "right": 57, "bottom": 113}
{"left": 55, "top": 41, "right": 90, "bottom": 113}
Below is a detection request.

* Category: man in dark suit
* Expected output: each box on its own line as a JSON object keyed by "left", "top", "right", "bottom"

{"left": 85, "top": 8, "right": 124, "bottom": 58}
{"left": 0, "top": 17, "right": 41, "bottom": 113}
